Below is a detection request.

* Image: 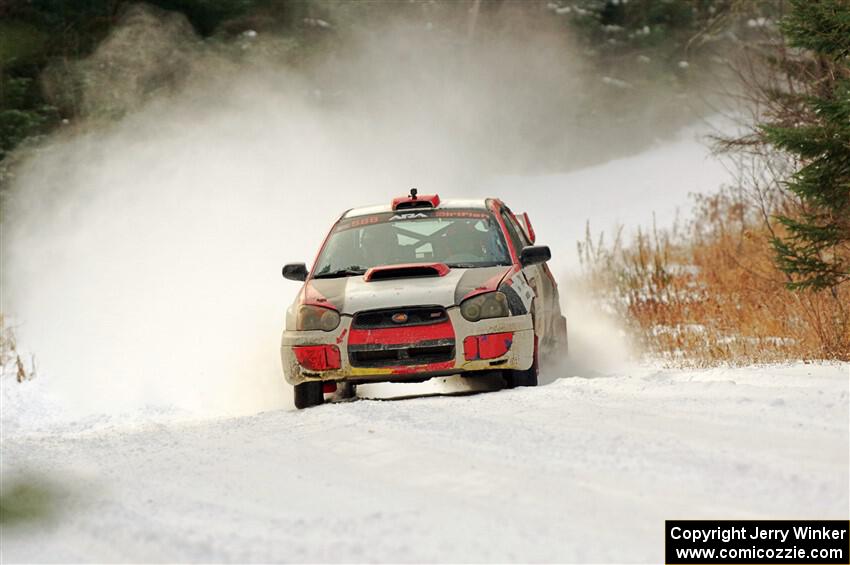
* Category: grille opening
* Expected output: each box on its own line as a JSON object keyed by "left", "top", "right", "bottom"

{"left": 349, "top": 344, "right": 455, "bottom": 367}
{"left": 353, "top": 306, "right": 447, "bottom": 329}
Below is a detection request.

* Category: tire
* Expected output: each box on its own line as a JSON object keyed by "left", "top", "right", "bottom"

{"left": 338, "top": 382, "right": 357, "bottom": 400}
{"left": 294, "top": 381, "right": 324, "bottom": 409}
{"left": 504, "top": 336, "right": 539, "bottom": 388}
{"left": 504, "top": 366, "right": 538, "bottom": 388}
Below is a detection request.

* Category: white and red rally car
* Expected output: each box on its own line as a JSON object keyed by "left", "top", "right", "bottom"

{"left": 281, "top": 190, "right": 568, "bottom": 409}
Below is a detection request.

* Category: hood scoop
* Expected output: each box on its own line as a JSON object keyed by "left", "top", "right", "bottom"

{"left": 364, "top": 263, "right": 450, "bottom": 282}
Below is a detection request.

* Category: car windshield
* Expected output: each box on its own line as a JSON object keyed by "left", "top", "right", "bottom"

{"left": 313, "top": 209, "right": 511, "bottom": 277}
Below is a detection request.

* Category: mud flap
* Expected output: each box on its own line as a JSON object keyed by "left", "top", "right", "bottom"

{"left": 556, "top": 314, "right": 568, "bottom": 354}
{"left": 542, "top": 314, "right": 568, "bottom": 359}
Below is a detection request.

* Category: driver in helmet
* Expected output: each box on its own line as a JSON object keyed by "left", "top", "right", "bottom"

{"left": 359, "top": 224, "right": 399, "bottom": 268}
{"left": 442, "top": 220, "right": 488, "bottom": 262}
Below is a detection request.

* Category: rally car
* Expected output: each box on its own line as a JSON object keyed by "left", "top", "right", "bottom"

{"left": 281, "top": 190, "right": 568, "bottom": 408}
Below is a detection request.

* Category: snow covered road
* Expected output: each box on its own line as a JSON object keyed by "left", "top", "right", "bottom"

{"left": 2, "top": 363, "right": 847, "bottom": 563}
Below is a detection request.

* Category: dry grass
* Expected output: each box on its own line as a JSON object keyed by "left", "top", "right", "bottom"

{"left": 579, "top": 189, "right": 850, "bottom": 366}
{"left": 1, "top": 314, "right": 33, "bottom": 382}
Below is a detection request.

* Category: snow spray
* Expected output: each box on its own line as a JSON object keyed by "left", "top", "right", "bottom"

{"left": 1, "top": 4, "right": 709, "bottom": 421}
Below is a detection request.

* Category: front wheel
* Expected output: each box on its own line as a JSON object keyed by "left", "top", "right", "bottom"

{"left": 337, "top": 382, "right": 356, "bottom": 400}
{"left": 504, "top": 367, "right": 538, "bottom": 388}
{"left": 294, "top": 381, "right": 324, "bottom": 409}
{"left": 504, "top": 336, "right": 539, "bottom": 388}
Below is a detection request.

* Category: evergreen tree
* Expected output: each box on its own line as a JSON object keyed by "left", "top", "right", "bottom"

{"left": 761, "top": 0, "right": 850, "bottom": 291}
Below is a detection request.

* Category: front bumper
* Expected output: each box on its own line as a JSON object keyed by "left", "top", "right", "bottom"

{"left": 280, "top": 308, "right": 534, "bottom": 386}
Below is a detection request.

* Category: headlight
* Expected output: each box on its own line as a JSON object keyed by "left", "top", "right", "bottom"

{"left": 460, "top": 291, "right": 510, "bottom": 322}
{"left": 296, "top": 305, "right": 340, "bottom": 331}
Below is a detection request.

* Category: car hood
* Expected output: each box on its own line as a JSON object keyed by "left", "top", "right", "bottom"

{"left": 306, "top": 265, "right": 511, "bottom": 314}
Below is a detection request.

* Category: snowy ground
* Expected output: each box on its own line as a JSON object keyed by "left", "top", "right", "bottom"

{"left": 2, "top": 362, "right": 847, "bottom": 563}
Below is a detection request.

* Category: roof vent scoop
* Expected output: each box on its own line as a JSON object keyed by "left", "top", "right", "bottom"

{"left": 392, "top": 188, "right": 440, "bottom": 211}
{"left": 365, "top": 263, "right": 450, "bottom": 282}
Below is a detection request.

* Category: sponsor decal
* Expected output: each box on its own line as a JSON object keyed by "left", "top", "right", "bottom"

{"left": 389, "top": 361, "right": 454, "bottom": 375}
{"left": 434, "top": 210, "right": 489, "bottom": 219}
{"left": 510, "top": 272, "right": 535, "bottom": 310}
{"left": 335, "top": 209, "right": 494, "bottom": 232}
{"left": 389, "top": 212, "right": 429, "bottom": 221}
{"left": 349, "top": 215, "right": 382, "bottom": 228}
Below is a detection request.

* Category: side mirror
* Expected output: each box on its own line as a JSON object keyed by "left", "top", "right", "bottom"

{"left": 282, "top": 263, "right": 308, "bottom": 281}
{"left": 520, "top": 245, "right": 551, "bottom": 267}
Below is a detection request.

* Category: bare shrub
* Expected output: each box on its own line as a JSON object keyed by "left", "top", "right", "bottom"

{"left": 579, "top": 188, "right": 850, "bottom": 366}
{"left": 1, "top": 315, "right": 34, "bottom": 382}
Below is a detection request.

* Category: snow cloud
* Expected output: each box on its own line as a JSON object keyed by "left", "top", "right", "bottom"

{"left": 1, "top": 3, "right": 708, "bottom": 421}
